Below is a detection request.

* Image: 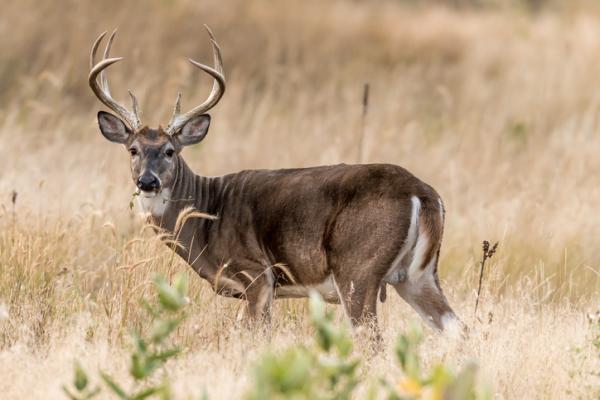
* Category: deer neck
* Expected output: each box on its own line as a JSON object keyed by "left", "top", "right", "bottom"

{"left": 149, "top": 156, "right": 222, "bottom": 242}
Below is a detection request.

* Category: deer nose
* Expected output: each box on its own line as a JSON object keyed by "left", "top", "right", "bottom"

{"left": 137, "top": 175, "right": 160, "bottom": 192}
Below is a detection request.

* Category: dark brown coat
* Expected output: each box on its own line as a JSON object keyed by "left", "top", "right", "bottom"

{"left": 151, "top": 156, "right": 458, "bottom": 331}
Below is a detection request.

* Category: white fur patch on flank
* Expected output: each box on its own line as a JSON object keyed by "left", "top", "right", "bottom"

{"left": 441, "top": 313, "right": 462, "bottom": 338}
{"left": 406, "top": 196, "right": 430, "bottom": 283}
{"left": 421, "top": 255, "right": 438, "bottom": 287}
{"left": 137, "top": 188, "right": 171, "bottom": 217}
{"left": 384, "top": 196, "right": 420, "bottom": 284}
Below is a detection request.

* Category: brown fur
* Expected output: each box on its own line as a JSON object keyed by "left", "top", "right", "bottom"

{"left": 154, "top": 155, "right": 457, "bottom": 330}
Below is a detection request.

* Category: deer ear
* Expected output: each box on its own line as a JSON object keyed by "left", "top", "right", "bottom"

{"left": 97, "top": 111, "right": 131, "bottom": 144}
{"left": 176, "top": 114, "right": 210, "bottom": 146}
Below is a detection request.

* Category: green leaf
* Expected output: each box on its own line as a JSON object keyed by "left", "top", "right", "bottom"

{"left": 154, "top": 276, "right": 185, "bottom": 312}
{"left": 140, "top": 299, "right": 160, "bottom": 318}
{"left": 444, "top": 363, "right": 478, "bottom": 400}
{"left": 133, "top": 333, "right": 148, "bottom": 354}
{"left": 63, "top": 384, "right": 101, "bottom": 400}
{"left": 423, "top": 364, "right": 454, "bottom": 396}
{"left": 149, "top": 317, "right": 184, "bottom": 344}
{"left": 130, "top": 191, "right": 139, "bottom": 210}
{"left": 74, "top": 361, "right": 89, "bottom": 391}
{"left": 158, "top": 379, "right": 172, "bottom": 400}
{"left": 130, "top": 352, "right": 149, "bottom": 380}
{"left": 131, "top": 386, "right": 164, "bottom": 400}
{"left": 333, "top": 332, "right": 353, "bottom": 357}
{"left": 395, "top": 324, "right": 423, "bottom": 379}
{"left": 308, "top": 291, "right": 326, "bottom": 322}
{"left": 62, "top": 385, "right": 80, "bottom": 400}
{"left": 100, "top": 372, "right": 129, "bottom": 400}
{"left": 173, "top": 273, "right": 188, "bottom": 296}
{"left": 315, "top": 321, "right": 336, "bottom": 352}
{"left": 149, "top": 347, "right": 182, "bottom": 364}
{"left": 131, "top": 347, "right": 181, "bottom": 380}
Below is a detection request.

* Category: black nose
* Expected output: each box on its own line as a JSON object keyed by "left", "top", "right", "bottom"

{"left": 137, "top": 175, "right": 160, "bottom": 192}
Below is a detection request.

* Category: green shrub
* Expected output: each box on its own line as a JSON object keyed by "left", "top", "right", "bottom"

{"left": 64, "top": 283, "right": 490, "bottom": 400}
{"left": 245, "top": 292, "right": 359, "bottom": 400}
{"left": 63, "top": 274, "right": 190, "bottom": 400}
{"left": 246, "top": 293, "right": 490, "bottom": 400}
{"left": 383, "top": 323, "right": 489, "bottom": 400}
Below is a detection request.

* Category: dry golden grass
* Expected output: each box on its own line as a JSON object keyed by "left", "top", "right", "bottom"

{"left": 0, "top": 0, "right": 599, "bottom": 398}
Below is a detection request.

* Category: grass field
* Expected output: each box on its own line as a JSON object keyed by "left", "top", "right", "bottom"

{"left": 0, "top": 0, "right": 599, "bottom": 398}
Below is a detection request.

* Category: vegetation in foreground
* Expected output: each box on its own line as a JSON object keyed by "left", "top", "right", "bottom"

{"left": 64, "top": 276, "right": 491, "bottom": 399}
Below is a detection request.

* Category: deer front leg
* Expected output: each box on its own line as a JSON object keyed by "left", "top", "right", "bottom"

{"left": 210, "top": 259, "right": 275, "bottom": 323}
{"left": 239, "top": 267, "right": 275, "bottom": 324}
{"left": 331, "top": 272, "right": 384, "bottom": 350}
{"left": 245, "top": 283, "right": 273, "bottom": 322}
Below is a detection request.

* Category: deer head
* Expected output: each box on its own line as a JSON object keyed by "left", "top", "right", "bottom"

{"left": 89, "top": 26, "right": 225, "bottom": 197}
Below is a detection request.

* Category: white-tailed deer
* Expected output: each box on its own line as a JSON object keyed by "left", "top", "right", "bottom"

{"left": 89, "top": 27, "right": 462, "bottom": 335}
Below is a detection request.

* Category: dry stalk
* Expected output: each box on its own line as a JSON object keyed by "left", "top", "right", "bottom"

{"left": 474, "top": 240, "right": 499, "bottom": 319}
{"left": 356, "top": 83, "right": 369, "bottom": 163}
{"left": 10, "top": 190, "right": 17, "bottom": 241}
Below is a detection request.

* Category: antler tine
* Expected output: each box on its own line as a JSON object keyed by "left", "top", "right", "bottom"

{"left": 172, "top": 92, "right": 182, "bottom": 116}
{"left": 128, "top": 90, "right": 141, "bottom": 128}
{"left": 166, "top": 26, "right": 226, "bottom": 135}
{"left": 88, "top": 30, "right": 142, "bottom": 131}
{"left": 204, "top": 24, "right": 216, "bottom": 41}
{"left": 205, "top": 24, "right": 224, "bottom": 75}
{"left": 187, "top": 58, "right": 226, "bottom": 107}
{"left": 90, "top": 31, "right": 107, "bottom": 70}
{"left": 101, "top": 30, "right": 118, "bottom": 94}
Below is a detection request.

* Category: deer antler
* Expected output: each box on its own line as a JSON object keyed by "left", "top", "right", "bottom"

{"left": 165, "top": 25, "right": 226, "bottom": 135}
{"left": 89, "top": 30, "right": 142, "bottom": 131}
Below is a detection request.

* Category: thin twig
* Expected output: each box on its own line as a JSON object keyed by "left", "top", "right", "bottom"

{"left": 474, "top": 240, "right": 498, "bottom": 319}
{"left": 10, "top": 190, "right": 17, "bottom": 241}
{"left": 357, "top": 83, "right": 369, "bottom": 163}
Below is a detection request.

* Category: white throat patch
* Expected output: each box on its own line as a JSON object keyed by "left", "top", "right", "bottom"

{"left": 136, "top": 188, "right": 171, "bottom": 217}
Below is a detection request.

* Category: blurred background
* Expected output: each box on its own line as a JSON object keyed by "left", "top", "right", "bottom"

{"left": 1, "top": 1, "right": 599, "bottom": 398}
{"left": 5, "top": 0, "right": 599, "bottom": 294}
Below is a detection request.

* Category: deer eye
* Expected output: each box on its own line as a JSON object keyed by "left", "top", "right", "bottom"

{"left": 165, "top": 148, "right": 175, "bottom": 157}
{"left": 129, "top": 148, "right": 138, "bottom": 156}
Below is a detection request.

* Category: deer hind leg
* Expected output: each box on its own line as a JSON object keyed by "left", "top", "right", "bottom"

{"left": 332, "top": 272, "right": 380, "bottom": 328}
{"left": 393, "top": 253, "right": 461, "bottom": 335}
{"left": 388, "top": 197, "right": 463, "bottom": 336}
